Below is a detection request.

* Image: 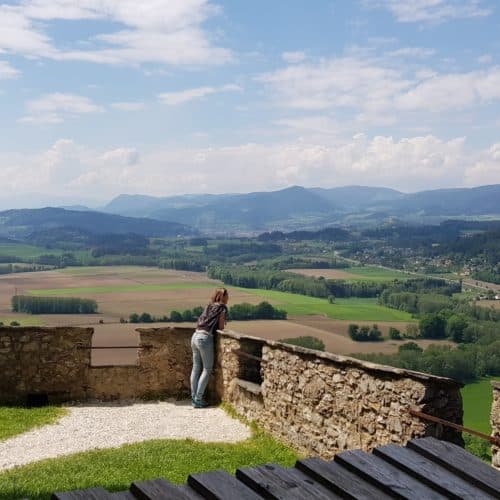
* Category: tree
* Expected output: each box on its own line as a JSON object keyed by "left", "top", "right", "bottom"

{"left": 389, "top": 327, "right": 401, "bottom": 340}
{"left": 348, "top": 324, "right": 359, "bottom": 339}
{"left": 405, "top": 323, "right": 420, "bottom": 339}
{"left": 181, "top": 309, "right": 195, "bottom": 322}
{"left": 419, "top": 313, "right": 446, "bottom": 339}
{"left": 169, "top": 310, "right": 183, "bottom": 322}
{"left": 280, "top": 336, "right": 325, "bottom": 351}
{"left": 129, "top": 313, "right": 140, "bottom": 323}
{"left": 139, "top": 312, "right": 153, "bottom": 323}
{"left": 446, "top": 315, "right": 469, "bottom": 343}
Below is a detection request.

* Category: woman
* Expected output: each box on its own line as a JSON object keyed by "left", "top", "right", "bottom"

{"left": 190, "top": 287, "right": 229, "bottom": 408}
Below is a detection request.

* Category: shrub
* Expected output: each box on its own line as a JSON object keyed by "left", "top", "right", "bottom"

{"left": 349, "top": 323, "right": 383, "bottom": 341}
{"left": 169, "top": 311, "right": 183, "bottom": 322}
{"left": 280, "top": 336, "right": 325, "bottom": 351}
{"left": 389, "top": 327, "right": 402, "bottom": 340}
{"left": 398, "top": 342, "right": 423, "bottom": 353}
{"left": 10, "top": 321, "right": 20, "bottom": 326}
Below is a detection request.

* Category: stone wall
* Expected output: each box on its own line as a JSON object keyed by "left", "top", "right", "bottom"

{"left": 0, "top": 326, "right": 194, "bottom": 403}
{"left": 0, "top": 327, "right": 93, "bottom": 404}
{"left": 216, "top": 330, "right": 464, "bottom": 459}
{"left": 2, "top": 326, "right": 464, "bottom": 460}
{"left": 492, "top": 381, "right": 500, "bottom": 469}
{"left": 87, "top": 327, "right": 193, "bottom": 400}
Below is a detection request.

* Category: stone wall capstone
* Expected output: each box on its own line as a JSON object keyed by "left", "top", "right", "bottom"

{"left": 492, "top": 381, "right": 500, "bottom": 469}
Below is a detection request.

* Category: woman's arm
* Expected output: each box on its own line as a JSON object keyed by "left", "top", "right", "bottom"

{"left": 218, "top": 311, "right": 226, "bottom": 331}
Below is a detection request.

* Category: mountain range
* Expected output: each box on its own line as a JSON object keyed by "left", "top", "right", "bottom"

{"left": 0, "top": 184, "right": 498, "bottom": 238}
{"left": 103, "top": 184, "right": 500, "bottom": 232}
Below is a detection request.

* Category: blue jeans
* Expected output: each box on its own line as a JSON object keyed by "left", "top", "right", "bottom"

{"left": 190, "top": 331, "right": 214, "bottom": 401}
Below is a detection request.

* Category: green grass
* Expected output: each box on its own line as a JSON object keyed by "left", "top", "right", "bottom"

{"left": 0, "top": 316, "right": 44, "bottom": 326}
{"left": 0, "top": 406, "right": 67, "bottom": 441}
{"left": 28, "top": 283, "right": 214, "bottom": 296}
{"left": 0, "top": 417, "right": 298, "bottom": 500}
{"left": 461, "top": 377, "right": 500, "bottom": 434}
{"left": 344, "top": 266, "right": 414, "bottom": 282}
{"left": 0, "top": 244, "right": 61, "bottom": 259}
{"left": 235, "top": 288, "right": 413, "bottom": 321}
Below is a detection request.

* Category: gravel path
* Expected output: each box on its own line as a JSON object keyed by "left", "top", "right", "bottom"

{"left": 0, "top": 401, "right": 251, "bottom": 471}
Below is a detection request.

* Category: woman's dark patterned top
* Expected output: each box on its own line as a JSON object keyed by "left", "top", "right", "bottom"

{"left": 196, "top": 303, "right": 228, "bottom": 334}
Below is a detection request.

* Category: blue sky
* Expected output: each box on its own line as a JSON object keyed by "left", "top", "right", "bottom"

{"left": 0, "top": 0, "right": 499, "bottom": 206}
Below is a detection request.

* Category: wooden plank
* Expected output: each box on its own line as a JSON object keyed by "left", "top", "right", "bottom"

{"left": 407, "top": 437, "right": 500, "bottom": 498}
{"left": 52, "top": 488, "right": 112, "bottom": 499}
{"left": 188, "top": 469, "right": 262, "bottom": 499}
{"left": 335, "top": 450, "right": 447, "bottom": 500}
{"left": 130, "top": 478, "right": 195, "bottom": 500}
{"left": 236, "top": 463, "right": 340, "bottom": 499}
{"left": 374, "top": 444, "right": 495, "bottom": 500}
{"left": 175, "top": 485, "right": 205, "bottom": 499}
{"left": 296, "top": 457, "right": 392, "bottom": 500}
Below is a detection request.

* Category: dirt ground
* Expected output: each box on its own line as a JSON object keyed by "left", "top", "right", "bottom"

{"left": 0, "top": 267, "right": 261, "bottom": 320}
{"left": 0, "top": 266, "right": 453, "bottom": 366}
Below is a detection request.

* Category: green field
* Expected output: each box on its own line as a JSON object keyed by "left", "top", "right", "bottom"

{"left": 0, "top": 316, "right": 44, "bottom": 326}
{"left": 28, "top": 283, "right": 214, "bottom": 296}
{"left": 345, "top": 266, "right": 414, "bottom": 282}
{"left": 0, "top": 244, "right": 89, "bottom": 261}
{"left": 461, "top": 377, "right": 500, "bottom": 434}
{"left": 236, "top": 288, "right": 413, "bottom": 321}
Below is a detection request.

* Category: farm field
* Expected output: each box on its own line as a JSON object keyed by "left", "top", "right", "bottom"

{"left": 0, "top": 266, "right": 437, "bottom": 364}
{"left": 461, "top": 377, "right": 500, "bottom": 434}
{"left": 288, "top": 266, "right": 411, "bottom": 282}
{"left": 234, "top": 288, "right": 413, "bottom": 321}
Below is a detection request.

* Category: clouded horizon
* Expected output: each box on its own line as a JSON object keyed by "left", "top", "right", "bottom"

{"left": 0, "top": 0, "right": 499, "bottom": 206}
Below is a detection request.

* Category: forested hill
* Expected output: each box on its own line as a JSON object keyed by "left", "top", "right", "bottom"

{"left": 103, "top": 184, "right": 500, "bottom": 232}
{"left": 0, "top": 207, "right": 195, "bottom": 238}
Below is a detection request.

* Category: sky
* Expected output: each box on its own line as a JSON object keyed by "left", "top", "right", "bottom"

{"left": 0, "top": 0, "right": 499, "bottom": 207}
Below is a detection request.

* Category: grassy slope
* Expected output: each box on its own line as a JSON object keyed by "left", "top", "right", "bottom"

{"left": 0, "top": 317, "right": 44, "bottom": 326}
{"left": 0, "top": 407, "right": 67, "bottom": 441}
{"left": 235, "top": 288, "right": 413, "bottom": 321}
{"left": 461, "top": 377, "right": 500, "bottom": 434}
{"left": 344, "top": 266, "right": 412, "bottom": 282}
{"left": 0, "top": 423, "right": 298, "bottom": 500}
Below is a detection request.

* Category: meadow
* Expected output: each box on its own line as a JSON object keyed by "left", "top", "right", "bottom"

{"left": 461, "top": 377, "right": 500, "bottom": 434}
{"left": 288, "top": 265, "right": 412, "bottom": 282}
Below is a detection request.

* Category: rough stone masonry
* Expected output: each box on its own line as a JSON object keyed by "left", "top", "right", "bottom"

{"left": 1, "top": 326, "right": 465, "bottom": 459}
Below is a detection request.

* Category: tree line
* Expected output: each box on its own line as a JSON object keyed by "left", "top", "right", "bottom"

{"left": 127, "top": 301, "right": 286, "bottom": 323}
{"left": 12, "top": 295, "right": 98, "bottom": 314}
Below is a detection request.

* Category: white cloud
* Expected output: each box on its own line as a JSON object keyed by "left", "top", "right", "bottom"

{"left": 477, "top": 54, "right": 493, "bottom": 64}
{"left": 0, "top": 0, "right": 231, "bottom": 67}
{"left": 111, "top": 102, "right": 145, "bottom": 111}
{"left": 465, "top": 142, "right": 500, "bottom": 186}
{"left": 386, "top": 47, "right": 436, "bottom": 58}
{"left": 396, "top": 68, "right": 500, "bottom": 111}
{"left": 0, "top": 60, "right": 20, "bottom": 79}
{"left": 158, "top": 84, "right": 242, "bottom": 105}
{"left": 101, "top": 148, "right": 140, "bottom": 166}
{"left": 366, "top": 0, "right": 491, "bottom": 24}
{"left": 0, "top": 134, "right": 485, "bottom": 199}
{"left": 282, "top": 51, "right": 307, "bottom": 63}
{"left": 259, "top": 56, "right": 500, "bottom": 123}
{"left": 20, "top": 93, "right": 104, "bottom": 124}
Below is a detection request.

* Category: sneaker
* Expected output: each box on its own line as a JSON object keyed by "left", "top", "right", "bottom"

{"left": 193, "top": 397, "right": 210, "bottom": 408}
